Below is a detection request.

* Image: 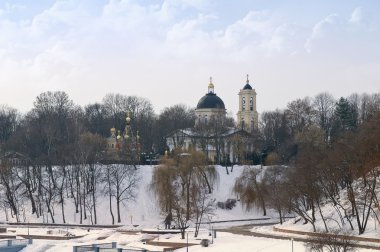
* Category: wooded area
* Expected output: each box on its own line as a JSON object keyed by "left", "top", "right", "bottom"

{"left": 0, "top": 90, "right": 379, "bottom": 236}
{"left": 234, "top": 93, "right": 380, "bottom": 235}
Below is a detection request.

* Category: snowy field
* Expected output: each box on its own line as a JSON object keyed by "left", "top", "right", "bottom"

{"left": 0, "top": 165, "right": 379, "bottom": 251}
{"left": 0, "top": 165, "right": 271, "bottom": 226}
{"left": 20, "top": 228, "right": 307, "bottom": 252}
{"left": 15, "top": 227, "right": 379, "bottom": 252}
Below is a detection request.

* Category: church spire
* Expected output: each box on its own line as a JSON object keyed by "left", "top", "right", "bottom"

{"left": 243, "top": 74, "right": 253, "bottom": 90}
{"left": 208, "top": 76, "right": 214, "bottom": 93}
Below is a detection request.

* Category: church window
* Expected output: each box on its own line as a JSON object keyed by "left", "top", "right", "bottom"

{"left": 242, "top": 97, "right": 246, "bottom": 110}
{"left": 204, "top": 115, "right": 208, "bottom": 124}
{"left": 250, "top": 97, "right": 253, "bottom": 111}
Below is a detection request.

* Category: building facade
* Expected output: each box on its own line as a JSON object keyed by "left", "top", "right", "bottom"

{"left": 105, "top": 112, "right": 141, "bottom": 164}
{"left": 166, "top": 76, "right": 258, "bottom": 164}
{"left": 195, "top": 77, "right": 226, "bottom": 126}
{"left": 237, "top": 75, "right": 259, "bottom": 132}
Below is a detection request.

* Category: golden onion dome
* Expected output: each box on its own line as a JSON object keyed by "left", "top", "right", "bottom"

{"left": 126, "top": 112, "right": 131, "bottom": 124}
{"left": 110, "top": 127, "right": 116, "bottom": 134}
{"left": 208, "top": 76, "right": 214, "bottom": 94}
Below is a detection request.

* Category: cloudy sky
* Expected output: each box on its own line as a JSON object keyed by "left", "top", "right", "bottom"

{"left": 0, "top": 0, "right": 379, "bottom": 115}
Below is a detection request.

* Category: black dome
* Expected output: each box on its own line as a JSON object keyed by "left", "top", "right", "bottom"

{"left": 196, "top": 93, "right": 225, "bottom": 109}
{"left": 243, "top": 83, "right": 252, "bottom": 90}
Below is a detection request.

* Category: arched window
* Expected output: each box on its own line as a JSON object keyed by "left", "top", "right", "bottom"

{"left": 242, "top": 97, "right": 246, "bottom": 110}
{"left": 250, "top": 97, "right": 253, "bottom": 111}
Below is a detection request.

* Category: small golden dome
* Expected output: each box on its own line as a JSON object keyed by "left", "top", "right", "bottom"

{"left": 208, "top": 76, "right": 215, "bottom": 93}
{"left": 126, "top": 111, "right": 131, "bottom": 124}
{"left": 208, "top": 76, "right": 214, "bottom": 88}
{"left": 110, "top": 127, "right": 116, "bottom": 133}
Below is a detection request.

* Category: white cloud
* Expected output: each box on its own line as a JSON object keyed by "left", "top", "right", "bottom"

{"left": 222, "top": 10, "right": 273, "bottom": 45}
{"left": 159, "top": 0, "right": 209, "bottom": 20}
{"left": 349, "top": 7, "right": 362, "bottom": 24}
{"left": 304, "top": 14, "right": 339, "bottom": 53}
{"left": 1, "top": 1, "right": 379, "bottom": 114}
{"left": 5, "top": 3, "right": 25, "bottom": 12}
{"left": 30, "top": 0, "right": 92, "bottom": 37}
{"left": 219, "top": 10, "right": 302, "bottom": 58}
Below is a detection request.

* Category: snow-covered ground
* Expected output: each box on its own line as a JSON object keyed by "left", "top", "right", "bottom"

{"left": 20, "top": 228, "right": 306, "bottom": 252}
{"left": 1, "top": 165, "right": 271, "bottom": 226}
{"left": 17, "top": 226, "right": 378, "bottom": 252}
{"left": 1, "top": 165, "right": 379, "bottom": 251}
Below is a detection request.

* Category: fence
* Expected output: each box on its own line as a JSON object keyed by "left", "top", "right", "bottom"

{"left": 73, "top": 242, "right": 117, "bottom": 252}
{"left": 121, "top": 249, "right": 161, "bottom": 252}
{"left": 73, "top": 243, "right": 161, "bottom": 252}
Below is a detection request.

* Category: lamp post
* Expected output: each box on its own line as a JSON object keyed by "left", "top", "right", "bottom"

{"left": 186, "top": 232, "right": 189, "bottom": 252}
{"left": 157, "top": 225, "right": 159, "bottom": 241}
{"left": 211, "top": 226, "right": 214, "bottom": 244}
{"left": 291, "top": 238, "right": 294, "bottom": 252}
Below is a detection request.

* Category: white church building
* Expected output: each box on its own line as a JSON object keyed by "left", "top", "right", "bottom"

{"left": 166, "top": 75, "right": 258, "bottom": 164}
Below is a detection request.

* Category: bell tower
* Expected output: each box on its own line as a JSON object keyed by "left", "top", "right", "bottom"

{"left": 237, "top": 74, "right": 258, "bottom": 132}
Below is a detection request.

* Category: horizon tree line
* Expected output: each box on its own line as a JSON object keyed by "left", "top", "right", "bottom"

{"left": 234, "top": 92, "right": 380, "bottom": 235}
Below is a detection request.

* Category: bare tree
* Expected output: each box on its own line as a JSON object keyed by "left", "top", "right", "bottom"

{"left": 77, "top": 132, "right": 106, "bottom": 224}
{"left": 0, "top": 162, "right": 21, "bottom": 222}
{"left": 156, "top": 104, "right": 196, "bottom": 152}
{"left": 286, "top": 97, "right": 316, "bottom": 135}
{"left": 102, "top": 167, "right": 115, "bottom": 224}
{"left": 234, "top": 166, "right": 267, "bottom": 216}
{"left": 0, "top": 105, "right": 19, "bottom": 148}
{"left": 312, "top": 92, "right": 335, "bottom": 141}
{"left": 150, "top": 149, "right": 217, "bottom": 239}
{"left": 192, "top": 186, "right": 215, "bottom": 237}
{"left": 105, "top": 164, "right": 140, "bottom": 223}
{"left": 102, "top": 94, "right": 155, "bottom": 152}
{"left": 306, "top": 229, "right": 357, "bottom": 252}
{"left": 261, "top": 166, "right": 289, "bottom": 224}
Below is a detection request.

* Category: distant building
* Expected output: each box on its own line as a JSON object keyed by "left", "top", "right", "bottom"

{"left": 0, "top": 151, "right": 30, "bottom": 167}
{"left": 195, "top": 77, "right": 226, "bottom": 126}
{"left": 104, "top": 112, "right": 141, "bottom": 164}
{"left": 237, "top": 75, "right": 259, "bottom": 132}
{"left": 166, "top": 76, "right": 258, "bottom": 164}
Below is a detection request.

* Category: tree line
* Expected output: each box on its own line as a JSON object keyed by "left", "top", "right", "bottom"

{"left": 0, "top": 91, "right": 196, "bottom": 225}
{"left": 2, "top": 90, "right": 378, "bottom": 167}
{"left": 1, "top": 90, "right": 380, "bottom": 232}
{"left": 235, "top": 92, "right": 380, "bottom": 235}
{"left": 0, "top": 91, "right": 197, "bottom": 163}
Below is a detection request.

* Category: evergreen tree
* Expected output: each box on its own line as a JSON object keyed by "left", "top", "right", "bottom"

{"left": 331, "top": 97, "right": 358, "bottom": 140}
